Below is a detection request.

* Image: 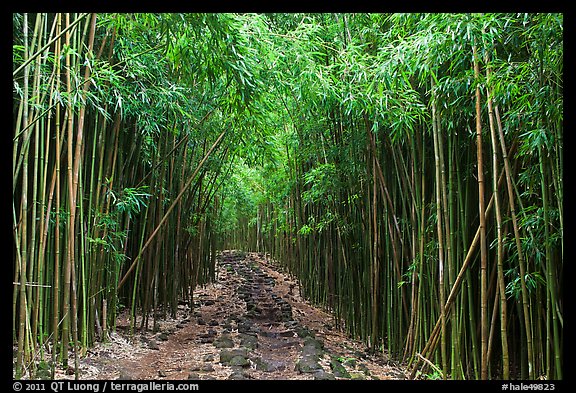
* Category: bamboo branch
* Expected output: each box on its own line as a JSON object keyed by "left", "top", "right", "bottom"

{"left": 416, "top": 353, "right": 444, "bottom": 379}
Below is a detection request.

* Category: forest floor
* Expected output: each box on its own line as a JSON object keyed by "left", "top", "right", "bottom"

{"left": 52, "top": 250, "right": 408, "bottom": 380}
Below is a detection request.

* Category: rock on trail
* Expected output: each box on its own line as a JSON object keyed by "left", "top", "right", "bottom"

{"left": 60, "top": 250, "right": 407, "bottom": 380}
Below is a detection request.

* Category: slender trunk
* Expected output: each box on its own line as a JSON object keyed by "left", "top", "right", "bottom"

{"left": 431, "top": 80, "right": 447, "bottom": 379}
{"left": 410, "top": 151, "right": 509, "bottom": 379}
{"left": 29, "top": 14, "right": 45, "bottom": 354}
{"left": 494, "top": 104, "right": 535, "bottom": 379}
{"left": 62, "top": 11, "right": 75, "bottom": 367}
{"left": 538, "top": 144, "right": 562, "bottom": 379}
{"left": 13, "top": 13, "right": 90, "bottom": 78}
{"left": 473, "top": 43, "right": 489, "bottom": 380}
{"left": 15, "top": 13, "right": 30, "bottom": 379}
{"left": 486, "top": 65, "right": 509, "bottom": 378}
{"left": 51, "top": 13, "right": 62, "bottom": 377}
{"left": 371, "top": 137, "right": 379, "bottom": 348}
{"left": 118, "top": 129, "right": 227, "bottom": 290}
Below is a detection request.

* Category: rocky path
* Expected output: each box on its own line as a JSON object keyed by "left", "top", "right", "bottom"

{"left": 65, "top": 251, "right": 407, "bottom": 380}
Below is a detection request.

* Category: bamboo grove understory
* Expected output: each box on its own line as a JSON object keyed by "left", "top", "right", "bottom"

{"left": 13, "top": 13, "right": 562, "bottom": 380}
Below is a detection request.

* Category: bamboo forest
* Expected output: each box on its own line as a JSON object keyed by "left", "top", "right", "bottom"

{"left": 12, "top": 13, "right": 563, "bottom": 382}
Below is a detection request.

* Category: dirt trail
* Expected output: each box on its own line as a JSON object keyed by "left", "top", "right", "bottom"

{"left": 62, "top": 251, "right": 407, "bottom": 380}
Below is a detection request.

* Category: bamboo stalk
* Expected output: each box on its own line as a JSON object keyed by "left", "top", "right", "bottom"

{"left": 409, "top": 153, "right": 510, "bottom": 379}
{"left": 494, "top": 104, "right": 535, "bottom": 379}
{"left": 117, "top": 129, "right": 227, "bottom": 290}
{"left": 15, "top": 13, "right": 30, "bottom": 379}
{"left": 13, "top": 13, "right": 90, "bottom": 77}
{"left": 486, "top": 65, "right": 509, "bottom": 379}
{"left": 473, "top": 42, "right": 489, "bottom": 380}
{"left": 431, "top": 80, "right": 447, "bottom": 379}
